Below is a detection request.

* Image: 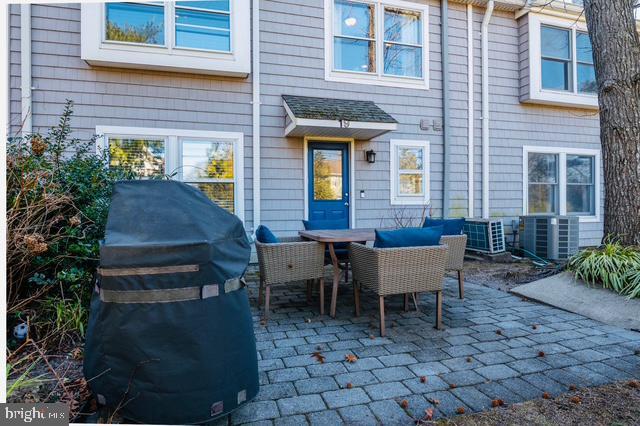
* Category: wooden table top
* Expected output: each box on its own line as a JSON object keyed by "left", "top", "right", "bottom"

{"left": 298, "top": 228, "right": 379, "bottom": 243}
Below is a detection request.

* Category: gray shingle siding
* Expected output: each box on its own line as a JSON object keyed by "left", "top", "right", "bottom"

{"left": 9, "top": 1, "right": 603, "bottom": 246}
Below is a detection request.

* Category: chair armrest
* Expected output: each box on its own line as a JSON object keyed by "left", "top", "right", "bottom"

{"left": 351, "top": 243, "right": 448, "bottom": 296}
{"left": 440, "top": 234, "right": 467, "bottom": 271}
{"left": 256, "top": 239, "right": 325, "bottom": 285}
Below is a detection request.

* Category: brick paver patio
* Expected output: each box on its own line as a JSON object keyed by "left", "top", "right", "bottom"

{"left": 223, "top": 273, "right": 640, "bottom": 425}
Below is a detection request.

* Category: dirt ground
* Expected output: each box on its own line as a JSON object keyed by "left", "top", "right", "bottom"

{"left": 417, "top": 380, "right": 640, "bottom": 426}
{"left": 456, "top": 253, "right": 562, "bottom": 292}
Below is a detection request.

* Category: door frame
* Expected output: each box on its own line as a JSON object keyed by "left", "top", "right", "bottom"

{"left": 303, "top": 136, "right": 356, "bottom": 228}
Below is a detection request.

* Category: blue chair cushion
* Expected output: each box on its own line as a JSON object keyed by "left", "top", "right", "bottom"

{"left": 374, "top": 226, "right": 444, "bottom": 249}
{"left": 256, "top": 225, "right": 279, "bottom": 244}
{"left": 302, "top": 219, "right": 349, "bottom": 251}
{"left": 422, "top": 218, "right": 465, "bottom": 235}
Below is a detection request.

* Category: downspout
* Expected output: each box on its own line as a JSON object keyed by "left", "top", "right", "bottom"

{"left": 251, "top": 0, "right": 261, "bottom": 234}
{"left": 467, "top": 4, "right": 474, "bottom": 218}
{"left": 441, "top": 0, "right": 450, "bottom": 218}
{"left": 20, "top": 4, "right": 32, "bottom": 135}
{"left": 481, "top": 0, "right": 494, "bottom": 219}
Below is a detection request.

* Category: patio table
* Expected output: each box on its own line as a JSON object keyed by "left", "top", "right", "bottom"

{"left": 299, "top": 228, "right": 377, "bottom": 318}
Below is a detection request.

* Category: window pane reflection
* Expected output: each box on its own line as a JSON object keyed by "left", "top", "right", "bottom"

{"left": 313, "top": 150, "right": 343, "bottom": 201}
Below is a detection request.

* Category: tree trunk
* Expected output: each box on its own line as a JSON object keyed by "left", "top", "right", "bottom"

{"left": 583, "top": 0, "right": 640, "bottom": 245}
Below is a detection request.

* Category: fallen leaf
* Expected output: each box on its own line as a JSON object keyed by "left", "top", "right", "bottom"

{"left": 466, "top": 357, "right": 472, "bottom": 363}
{"left": 260, "top": 319, "right": 267, "bottom": 326}
{"left": 311, "top": 351, "right": 326, "bottom": 364}
{"left": 432, "top": 399, "right": 440, "bottom": 405}
{"left": 456, "top": 407, "right": 465, "bottom": 414}
{"left": 316, "top": 345, "right": 322, "bottom": 351}
{"left": 420, "top": 376, "right": 427, "bottom": 383}
{"left": 532, "top": 324, "right": 538, "bottom": 330}
{"left": 496, "top": 329, "right": 502, "bottom": 335}
{"left": 491, "top": 399, "right": 504, "bottom": 407}
{"left": 305, "top": 318, "right": 312, "bottom": 323}
{"left": 569, "top": 396, "right": 582, "bottom": 404}
{"left": 346, "top": 382, "right": 353, "bottom": 389}
{"left": 542, "top": 392, "right": 551, "bottom": 399}
{"left": 569, "top": 385, "right": 577, "bottom": 391}
{"left": 369, "top": 335, "right": 375, "bottom": 340}
{"left": 450, "top": 384, "right": 457, "bottom": 389}
{"left": 538, "top": 351, "right": 545, "bottom": 358}
{"left": 345, "top": 353, "right": 358, "bottom": 363}
{"left": 71, "top": 347, "right": 83, "bottom": 360}
{"left": 400, "top": 400, "right": 409, "bottom": 409}
{"left": 424, "top": 408, "right": 434, "bottom": 421}
{"left": 628, "top": 380, "right": 640, "bottom": 389}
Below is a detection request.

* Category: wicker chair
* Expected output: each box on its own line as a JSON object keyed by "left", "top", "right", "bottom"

{"left": 440, "top": 234, "right": 468, "bottom": 299}
{"left": 255, "top": 237, "right": 325, "bottom": 321}
{"left": 350, "top": 243, "right": 449, "bottom": 336}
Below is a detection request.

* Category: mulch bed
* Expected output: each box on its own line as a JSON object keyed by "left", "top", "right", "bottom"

{"left": 417, "top": 380, "right": 640, "bottom": 426}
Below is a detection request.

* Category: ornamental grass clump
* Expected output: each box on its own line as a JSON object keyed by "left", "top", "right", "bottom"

{"left": 567, "top": 240, "right": 640, "bottom": 299}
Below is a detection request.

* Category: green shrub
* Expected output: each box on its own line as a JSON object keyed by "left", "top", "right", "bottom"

{"left": 6, "top": 100, "right": 133, "bottom": 347}
{"left": 567, "top": 240, "right": 640, "bottom": 299}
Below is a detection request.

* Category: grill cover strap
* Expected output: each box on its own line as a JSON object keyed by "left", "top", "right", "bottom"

{"left": 97, "top": 264, "right": 199, "bottom": 277}
{"left": 100, "top": 284, "right": 219, "bottom": 304}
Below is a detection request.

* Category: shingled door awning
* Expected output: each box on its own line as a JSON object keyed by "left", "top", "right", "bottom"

{"left": 283, "top": 95, "right": 398, "bottom": 139}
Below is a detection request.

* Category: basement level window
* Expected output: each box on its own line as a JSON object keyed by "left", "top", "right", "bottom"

{"left": 81, "top": 1, "right": 249, "bottom": 76}
{"left": 97, "top": 126, "right": 245, "bottom": 220}
{"left": 523, "top": 146, "right": 600, "bottom": 222}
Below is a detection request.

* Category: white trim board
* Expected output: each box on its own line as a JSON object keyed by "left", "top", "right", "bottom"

{"left": 96, "top": 125, "right": 245, "bottom": 223}
{"left": 303, "top": 136, "right": 356, "bottom": 228}
{"left": 522, "top": 145, "right": 601, "bottom": 223}
{"left": 324, "top": 0, "right": 430, "bottom": 90}
{"left": 389, "top": 139, "right": 431, "bottom": 206}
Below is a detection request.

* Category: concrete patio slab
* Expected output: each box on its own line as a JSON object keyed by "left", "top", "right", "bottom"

{"left": 223, "top": 272, "right": 640, "bottom": 425}
{"left": 511, "top": 272, "right": 640, "bottom": 331}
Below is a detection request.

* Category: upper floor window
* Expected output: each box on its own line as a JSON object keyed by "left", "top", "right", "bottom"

{"left": 105, "top": 1, "right": 231, "bottom": 52}
{"left": 519, "top": 13, "right": 598, "bottom": 109}
{"left": 541, "top": 25, "right": 595, "bottom": 94}
{"left": 325, "top": 0, "right": 429, "bottom": 90}
{"left": 81, "top": 1, "right": 249, "bottom": 76}
{"left": 524, "top": 146, "right": 600, "bottom": 221}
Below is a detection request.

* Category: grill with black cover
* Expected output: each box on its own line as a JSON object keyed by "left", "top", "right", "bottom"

{"left": 84, "top": 180, "right": 258, "bottom": 424}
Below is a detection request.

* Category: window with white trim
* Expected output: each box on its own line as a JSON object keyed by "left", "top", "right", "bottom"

{"left": 390, "top": 139, "right": 430, "bottom": 205}
{"left": 540, "top": 25, "right": 595, "bottom": 94}
{"left": 524, "top": 147, "right": 599, "bottom": 221}
{"left": 105, "top": 1, "right": 231, "bottom": 52}
{"left": 520, "top": 13, "right": 597, "bottom": 108}
{"left": 98, "top": 127, "right": 244, "bottom": 219}
{"left": 81, "top": 1, "right": 250, "bottom": 76}
{"left": 325, "top": 0, "right": 429, "bottom": 89}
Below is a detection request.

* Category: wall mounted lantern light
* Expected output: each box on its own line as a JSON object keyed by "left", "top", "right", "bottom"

{"left": 365, "top": 150, "right": 376, "bottom": 164}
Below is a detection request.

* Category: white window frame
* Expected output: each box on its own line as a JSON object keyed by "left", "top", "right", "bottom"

{"left": 324, "top": 0, "right": 429, "bottom": 90}
{"left": 390, "top": 139, "right": 430, "bottom": 205}
{"left": 522, "top": 146, "right": 600, "bottom": 223}
{"left": 96, "top": 126, "right": 245, "bottom": 222}
{"left": 81, "top": 1, "right": 250, "bottom": 76}
{"left": 523, "top": 13, "right": 598, "bottom": 109}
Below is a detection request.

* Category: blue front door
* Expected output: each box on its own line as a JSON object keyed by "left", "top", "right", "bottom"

{"left": 308, "top": 142, "right": 350, "bottom": 228}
